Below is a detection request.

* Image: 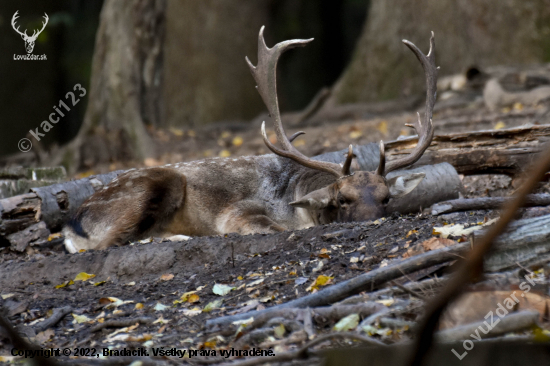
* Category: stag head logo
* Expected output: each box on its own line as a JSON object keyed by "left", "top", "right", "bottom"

{"left": 11, "top": 11, "right": 49, "bottom": 54}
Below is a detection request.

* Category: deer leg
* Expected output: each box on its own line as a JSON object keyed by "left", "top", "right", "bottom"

{"left": 217, "top": 201, "right": 286, "bottom": 235}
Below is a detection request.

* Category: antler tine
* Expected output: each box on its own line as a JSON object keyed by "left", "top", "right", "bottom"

{"left": 11, "top": 10, "right": 28, "bottom": 37}
{"left": 33, "top": 13, "right": 49, "bottom": 39}
{"left": 342, "top": 145, "right": 355, "bottom": 176}
{"left": 246, "top": 26, "right": 312, "bottom": 152}
{"left": 288, "top": 131, "right": 305, "bottom": 143}
{"left": 250, "top": 27, "right": 343, "bottom": 178}
{"left": 384, "top": 32, "right": 437, "bottom": 175}
{"left": 261, "top": 123, "right": 341, "bottom": 178}
{"left": 376, "top": 141, "right": 385, "bottom": 176}
{"left": 39, "top": 13, "right": 48, "bottom": 32}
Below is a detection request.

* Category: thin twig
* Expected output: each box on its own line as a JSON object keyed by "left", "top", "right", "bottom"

{"left": 391, "top": 281, "right": 427, "bottom": 300}
{"left": 90, "top": 316, "right": 152, "bottom": 332}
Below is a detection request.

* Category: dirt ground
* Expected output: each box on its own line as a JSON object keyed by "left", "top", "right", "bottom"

{"left": 2, "top": 83, "right": 550, "bottom": 365}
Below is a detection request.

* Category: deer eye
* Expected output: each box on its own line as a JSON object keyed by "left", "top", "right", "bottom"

{"left": 339, "top": 196, "right": 346, "bottom": 205}
{"left": 382, "top": 196, "right": 390, "bottom": 205}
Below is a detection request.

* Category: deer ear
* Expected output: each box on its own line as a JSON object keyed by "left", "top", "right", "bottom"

{"left": 388, "top": 172, "right": 425, "bottom": 199}
{"left": 290, "top": 187, "right": 333, "bottom": 210}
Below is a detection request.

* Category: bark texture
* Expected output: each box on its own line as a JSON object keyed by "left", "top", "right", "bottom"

{"left": 62, "top": 0, "right": 166, "bottom": 170}
{"left": 162, "top": 0, "right": 271, "bottom": 127}
{"left": 327, "top": 0, "right": 550, "bottom": 105}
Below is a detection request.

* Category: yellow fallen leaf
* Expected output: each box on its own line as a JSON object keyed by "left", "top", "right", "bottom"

{"left": 377, "top": 120, "right": 388, "bottom": 135}
{"left": 274, "top": 323, "right": 286, "bottom": 338}
{"left": 173, "top": 291, "right": 197, "bottom": 304}
{"left": 221, "top": 131, "right": 231, "bottom": 139}
{"left": 48, "top": 233, "right": 62, "bottom": 241}
{"left": 1, "top": 294, "right": 14, "bottom": 300}
{"left": 72, "top": 314, "right": 92, "bottom": 324}
{"left": 494, "top": 121, "right": 506, "bottom": 130}
{"left": 153, "top": 316, "right": 170, "bottom": 325}
{"left": 349, "top": 131, "right": 362, "bottom": 139}
{"left": 203, "top": 341, "right": 217, "bottom": 348}
{"left": 232, "top": 136, "right": 243, "bottom": 147}
{"left": 307, "top": 275, "right": 333, "bottom": 292}
{"left": 513, "top": 102, "right": 524, "bottom": 111}
{"left": 219, "top": 150, "right": 231, "bottom": 158}
{"left": 93, "top": 281, "right": 106, "bottom": 286}
{"left": 376, "top": 299, "right": 395, "bottom": 306}
{"left": 127, "top": 333, "right": 153, "bottom": 342}
{"left": 55, "top": 280, "right": 74, "bottom": 289}
{"left": 188, "top": 294, "right": 200, "bottom": 303}
{"left": 135, "top": 303, "right": 144, "bottom": 310}
{"left": 237, "top": 276, "right": 244, "bottom": 280}
{"left": 74, "top": 272, "right": 95, "bottom": 281}
{"left": 99, "top": 297, "right": 121, "bottom": 305}
{"left": 169, "top": 127, "right": 184, "bottom": 137}
{"left": 333, "top": 313, "right": 359, "bottom": 331}
{"left": 406, "top": 230, "right": 418, "bottom": 238}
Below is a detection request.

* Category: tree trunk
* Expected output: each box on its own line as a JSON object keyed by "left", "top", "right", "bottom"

{"left": 59, "top": 0, "right": 166, "bottom": 171}
{"left": 162, "top": 0, "right": 271, "bottom": 128}
{"left": 326, "top": 0, "right": 550, "bottom": 106}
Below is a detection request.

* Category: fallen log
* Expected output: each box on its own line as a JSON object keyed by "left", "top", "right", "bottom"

{"left": 0, "top": 171, "right": 122, "bottom": 250}
{"left": 480, "top": 214, "right": 550, "bottom": 272}
{"left": 334, "top": 124, "right": 550, "bottom": 176}
{"left": 435, "top": 311, "right": 539, "bottom": 343}
{"left": 431, "top": 194, "right": 550, "bottom": 215}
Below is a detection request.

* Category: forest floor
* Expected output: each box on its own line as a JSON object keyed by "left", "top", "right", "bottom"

{"left": 1, "top": 86, "right": 550, "bottom": 365}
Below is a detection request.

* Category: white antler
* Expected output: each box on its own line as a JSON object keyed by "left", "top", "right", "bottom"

{"left": 30, "top": 13, "right": 49, "bottom": 41}
{"left": 11, "top": 11, "right": 28, "bottom": 38}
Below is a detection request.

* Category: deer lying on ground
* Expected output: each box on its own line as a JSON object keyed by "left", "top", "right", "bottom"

{"left": 63, "top": 27, "right": 438, "bottom": 253}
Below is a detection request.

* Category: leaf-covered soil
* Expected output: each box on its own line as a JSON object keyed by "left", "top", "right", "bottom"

{"left": 0, "top": 209, "right": 493, "bottom": 364}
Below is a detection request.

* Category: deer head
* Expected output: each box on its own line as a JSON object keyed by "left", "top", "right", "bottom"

{"left": 247, "top": 27, "right": 438, "bottom": 223}
{"left": 11, "top": 11, "right": 49, "bottom": 54}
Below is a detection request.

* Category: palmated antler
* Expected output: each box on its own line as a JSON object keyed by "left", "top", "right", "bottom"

{"left": 247, "top": 26, "right": 348, "bottom": 178}
{"left": 379, "top": 33, "right": 438, "bottom": 175}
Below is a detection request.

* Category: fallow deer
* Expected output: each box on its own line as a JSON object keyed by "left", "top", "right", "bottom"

{"left": 63, "top": 27, "right": 438, "bottom": 253}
